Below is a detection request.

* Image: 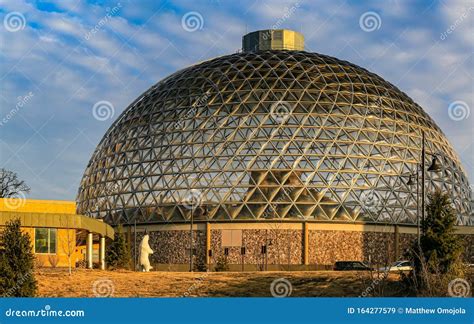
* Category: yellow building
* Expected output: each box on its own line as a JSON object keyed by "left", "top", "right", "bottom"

{"left": 0, "top": 198, "right": 114, "bottom": 269}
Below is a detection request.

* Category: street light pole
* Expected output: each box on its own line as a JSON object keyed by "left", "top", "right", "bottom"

{"left": 134, "top": 219, "right": 137, "bottom": 271}
{"left": 405, "top": 130, "right": 440, "bottom": 246}
{"left": 189, "top": 206, "right": 194, "bottom": 272}
{"left": 421, "top": 131, "right": 426, "bottom": 237}
{"left": 416, "top": 166, "right": 420, "bottom": 247}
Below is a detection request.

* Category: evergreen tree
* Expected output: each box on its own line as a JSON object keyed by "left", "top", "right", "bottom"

{"left": 0, "top": 219, "right": 37, "bottom": 297}
{"left": 105, "top": 225, "right": 131, "bottom": 270}
{"left": 193, "top": 254, "right": 207, "bottom": 272}
{"left": 419, "top": 190, "right": 463, "bottom": 273}
{"left": 406, "top": 190, "right": 466, "bottom": 296}
{"left": 214, "top": 256, "right": 229, "bottom": 272}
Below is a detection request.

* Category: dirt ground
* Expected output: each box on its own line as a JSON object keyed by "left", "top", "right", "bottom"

{"left": 36, "top": 268, "right": 408, "bottom": 297}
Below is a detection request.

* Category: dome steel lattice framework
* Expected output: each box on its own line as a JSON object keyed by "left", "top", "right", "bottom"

{"left": 77, "top": 50, "right": 472, "bottom": 226}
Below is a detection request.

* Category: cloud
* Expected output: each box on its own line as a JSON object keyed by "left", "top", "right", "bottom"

{"left": 0, "top": 0, "right": 472, "bottom": 200}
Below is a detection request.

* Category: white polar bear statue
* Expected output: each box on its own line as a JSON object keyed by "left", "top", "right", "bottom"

{"left": 139, "top": 234, "right": 154, "bottom": 272}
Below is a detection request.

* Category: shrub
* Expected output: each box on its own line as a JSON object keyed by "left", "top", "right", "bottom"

{"left": 48, "top": 255, "right": 59, "bottom": 268}
{"left": 0, "top": 219, "right": 37, "bottom": 297}
{"left": 214, "top": 256, "right": 229, "bottom": 272}
{"left": 193, "top": 255, "right": 207, "bottom": 272}
{"left": 105, "top": 225, "right": 131, "bottom": 270}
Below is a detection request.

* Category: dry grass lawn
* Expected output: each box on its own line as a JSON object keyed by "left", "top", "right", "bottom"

{"left": 36, "top": 268, "right": 409, "bottom": 297}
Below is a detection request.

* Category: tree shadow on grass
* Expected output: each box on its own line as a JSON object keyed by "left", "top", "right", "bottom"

{"left": 203, "top": 273, "right": 410, "bottom": 297}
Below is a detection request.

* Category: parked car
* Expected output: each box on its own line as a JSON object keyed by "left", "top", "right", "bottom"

{"left": 379, "top": 260, "right": 413, "bottom": 272}
{"left": 334, "top": 261, "right": 373, "bottom": 271}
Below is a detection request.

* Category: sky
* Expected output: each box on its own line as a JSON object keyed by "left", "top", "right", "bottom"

{"left": 0, "top": 0, "right": 473, "bottom": 201}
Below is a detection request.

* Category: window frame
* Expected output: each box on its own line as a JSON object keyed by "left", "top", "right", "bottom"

{"left": 34, "top": 228, "right": 57, "bottom": 255}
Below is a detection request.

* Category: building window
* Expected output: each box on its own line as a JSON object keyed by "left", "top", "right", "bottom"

{"left": 34, "top": 228, "right": 57, "bottom": 254}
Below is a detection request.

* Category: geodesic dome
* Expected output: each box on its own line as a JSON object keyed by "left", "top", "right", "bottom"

{"left": 77, "top": 49, "right": 472, "bottom": 226}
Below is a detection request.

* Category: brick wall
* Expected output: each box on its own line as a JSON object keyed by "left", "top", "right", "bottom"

{"left": 210, "top": 229, "right": 302, "bottom": 265}
{"left": 134, "top": 226, "right": 471, "bottom": 270}
{"left": 134, "top": 230, "right": 206, "bottom": 266}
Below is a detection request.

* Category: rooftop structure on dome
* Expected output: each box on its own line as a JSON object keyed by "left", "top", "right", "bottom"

{"left": 242, "top": 29, "right": 305, "bottom": 52}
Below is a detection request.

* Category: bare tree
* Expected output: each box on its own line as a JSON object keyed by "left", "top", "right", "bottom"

{"left": 61, "top": 216, "right": 80, "bottom": 275}
{"left": 0, "top": 168, "right": 30, "bottom": 198}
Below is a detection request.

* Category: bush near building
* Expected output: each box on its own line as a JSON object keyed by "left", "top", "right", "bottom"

{"left": 0, "top": 219, "right": 37, "bottom": 297}
{"left": 193, "top": 254, "right": 207, "bottom": 272}
{"left": 105, "top": 225, "right": 131, "bottom": 270}
{"left": 214, "top": 256, "right": 229, "bottom": 272}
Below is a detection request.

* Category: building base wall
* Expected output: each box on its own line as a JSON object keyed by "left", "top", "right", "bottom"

{"left": 125, "top": 222, "right": 474, "bottom": 271}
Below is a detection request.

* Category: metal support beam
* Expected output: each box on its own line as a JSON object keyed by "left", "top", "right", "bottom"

{"left": 86, "top": 232, "right": 93, "bottom": 269}
{"left": 99, "top": 236, "right": 106, "bottom": 270}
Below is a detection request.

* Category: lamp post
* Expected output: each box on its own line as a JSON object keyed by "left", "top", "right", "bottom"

{"left": 404, "top": 130, "right": 441, "bottom": 245}
{"left": 186, "top": 189, "right": 203, "bottom": 272}
{"left": 134, "top": 219, "right": 137, "bottom": 271}
{"left": 405, "top": 172, "right": 420, "bottom": 245}
{"left": 189, "top": 205, "right": 194, "bottom": 272}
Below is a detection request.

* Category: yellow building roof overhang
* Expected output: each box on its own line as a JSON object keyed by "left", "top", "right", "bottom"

{"left": 0, "top": 211, "right": 114, "bottom": 239}
{"left": 0, "top": 199, "right": 114, "bottom": 239}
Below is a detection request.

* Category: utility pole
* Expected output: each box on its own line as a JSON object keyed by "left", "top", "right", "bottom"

{"left": 189, "top": 206, "right": 194, "bottom": 272}
{"left": 421, "top": 131, "right": 426, "bottom": 237}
